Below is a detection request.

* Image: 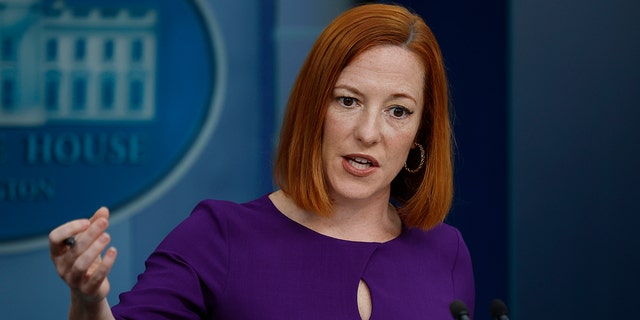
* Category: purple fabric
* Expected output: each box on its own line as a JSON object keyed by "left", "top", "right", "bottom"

{"left": 112, "top": 195, "right": 475, "bottom": 319}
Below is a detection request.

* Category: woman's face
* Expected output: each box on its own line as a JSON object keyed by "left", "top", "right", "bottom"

{"left": 322, "top": 45, "right": 425, "bottom": 205}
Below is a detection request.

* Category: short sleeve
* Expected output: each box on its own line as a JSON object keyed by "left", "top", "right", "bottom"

{"left": 452, "top": 228, "right": 475, "bottom": 317}
{"left": 112, "top": 200, "right": 229, "bottom": 319}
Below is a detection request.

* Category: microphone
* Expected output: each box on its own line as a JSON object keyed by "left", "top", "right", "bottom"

{"left": 449, "top": 299, "right": 471, "bottom": 320}
{"left": 489, "top": 299, "right": 510, "bottom": 320}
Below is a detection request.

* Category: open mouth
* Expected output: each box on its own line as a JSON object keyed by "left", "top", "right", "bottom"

{"left": 346, "top": 156, "right": 374, "bottom": 170}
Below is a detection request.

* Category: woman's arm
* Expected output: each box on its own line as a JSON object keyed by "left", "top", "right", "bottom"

{"left": 69, "top": 294, "right": 115, "bottom": 320}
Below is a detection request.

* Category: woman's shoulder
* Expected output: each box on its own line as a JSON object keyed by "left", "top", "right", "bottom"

{"left": 406, "top": 222, "right": 465, "bottom": 245}
{"left": 195, "top": 193, "right": 272, "bottom": 212}
{"left": 400, "top": 222, "right": 470, "bottom": 263}
{"left": 189, "top": 193, "right": 277, "bottom": 226}
{"left": 156, "top": 194, "right": 276, "bottom": 251}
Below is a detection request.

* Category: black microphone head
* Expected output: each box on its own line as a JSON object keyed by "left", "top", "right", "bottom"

{"left": 450, "top": 299, "right": 470, "bottom": 317}
{"left": 489, "top": 298, "right": 509, "bottom": 317}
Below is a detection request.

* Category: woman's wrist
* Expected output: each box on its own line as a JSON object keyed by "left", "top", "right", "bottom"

{"left": 69, "top": 292, "right": 114, "bottom": 320}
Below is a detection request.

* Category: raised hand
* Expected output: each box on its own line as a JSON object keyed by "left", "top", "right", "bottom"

{"left": 49, "top": 207, "right": 117, "bottom": 319}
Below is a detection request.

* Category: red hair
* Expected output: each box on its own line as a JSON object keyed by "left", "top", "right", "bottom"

{"left": 274, "top": 3, "right": 453, "bottom": 230}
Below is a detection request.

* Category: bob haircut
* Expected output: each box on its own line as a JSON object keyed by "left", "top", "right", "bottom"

{"left": 274, "top": 3, "right": 453, "bottom": 230}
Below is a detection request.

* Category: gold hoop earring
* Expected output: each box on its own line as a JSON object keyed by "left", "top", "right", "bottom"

{"left": 404, "top": 142, "right": 425, "bottom": 173}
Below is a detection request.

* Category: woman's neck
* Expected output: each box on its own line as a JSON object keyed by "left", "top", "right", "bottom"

{"left": 269, "top": 190, "right": 402, "bottom": 243}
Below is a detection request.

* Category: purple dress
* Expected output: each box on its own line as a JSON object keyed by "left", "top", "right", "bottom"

{"left": 112, "top": 195, "right": 475, "bottom": 319}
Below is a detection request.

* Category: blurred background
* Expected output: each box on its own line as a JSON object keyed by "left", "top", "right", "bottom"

{"left": 0, "top": 0, "right": 638, "bottom": 319}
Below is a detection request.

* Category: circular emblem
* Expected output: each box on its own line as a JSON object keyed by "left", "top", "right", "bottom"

{"left": 0, "top": 0, "right": 226, "bottom": 252}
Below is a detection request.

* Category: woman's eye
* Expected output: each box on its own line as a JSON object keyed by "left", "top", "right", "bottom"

{"left": 389, "top": 106, "right": 412, "bottom": 118}
{"left": 338, "top": 97, "right": 357, "bottom": 107}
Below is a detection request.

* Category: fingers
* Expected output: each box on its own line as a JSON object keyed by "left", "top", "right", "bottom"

{"left": 72, "top": 215, "right": 109, "bottom": 254}
{"left": 68, "top": 232, "right": 113, "bottom": 288}
{"left": 81, "top": 247, "right": 117, "bottom": 297}
{"left": 48, "top": 207, "right": 110, "bottom": 256}
{"left": 49, "top": 219, "right": 90, "bottom": 256}
{"left": 89, "top": 206, "right": 110, "bottom": 223}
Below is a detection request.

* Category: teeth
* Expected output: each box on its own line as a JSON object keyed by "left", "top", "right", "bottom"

{"left": 349, "top": 158, "right": 371, "bottom": 169}
{"left": 351, "top": 157, "right": 371, "bottom": 165}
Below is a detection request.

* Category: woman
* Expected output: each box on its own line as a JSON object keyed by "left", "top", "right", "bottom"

{"left": 49, "top": 3, "right": 474, "bottom": 319}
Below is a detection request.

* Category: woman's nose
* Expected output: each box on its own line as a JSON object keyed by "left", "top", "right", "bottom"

{"left": 354, "top": 111, "right": 382, "bottom": 145}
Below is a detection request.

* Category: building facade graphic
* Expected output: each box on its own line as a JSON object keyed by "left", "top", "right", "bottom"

{"left": 0, "top": 0, "right": 157, "bottom": 126}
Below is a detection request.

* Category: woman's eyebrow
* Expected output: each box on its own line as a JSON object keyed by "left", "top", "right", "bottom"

{"left": 390, "top": 93, "right": 418, "bottom": 105}
{"left": 335, "top": 84, "right": 418, "bottom": 105}
{"left": 333, "top": 84, "right": 362, "bottom": 96}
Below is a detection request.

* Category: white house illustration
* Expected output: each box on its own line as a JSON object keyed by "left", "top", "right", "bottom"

{"left": 0, "top": 0, "right": 157, "bottom": 126}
